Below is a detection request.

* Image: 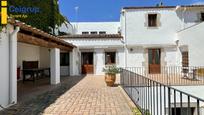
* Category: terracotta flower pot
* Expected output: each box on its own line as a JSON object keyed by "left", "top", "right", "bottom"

{"left": 105, "top": 74, "right": 116, "bottom": 87}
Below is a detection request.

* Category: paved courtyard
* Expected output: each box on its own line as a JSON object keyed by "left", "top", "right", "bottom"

{"left": 0, "top": 75, "right": 133, "bottom": 115}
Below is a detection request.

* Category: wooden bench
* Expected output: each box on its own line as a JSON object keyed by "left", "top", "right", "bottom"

{"left": 22, "top": 61, "right": 50, "bottom": 83}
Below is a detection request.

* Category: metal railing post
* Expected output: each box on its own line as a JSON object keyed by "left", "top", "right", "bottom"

{"left": 197, "top": 100, "right": 200, "bottom": 115}
{"left": 168, "top": 87, "right": 171, "bottom": 115}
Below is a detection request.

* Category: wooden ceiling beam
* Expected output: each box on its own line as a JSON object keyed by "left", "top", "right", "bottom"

{"left": 17, "top": 33, "right": 72, "bottom": 51}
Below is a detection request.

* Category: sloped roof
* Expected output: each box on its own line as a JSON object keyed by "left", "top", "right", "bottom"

{"left": 9, "top": 19, "right": 76, "bottom": 49}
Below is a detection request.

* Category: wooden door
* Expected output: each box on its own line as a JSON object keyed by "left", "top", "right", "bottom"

{"left": 148, "top": 49, "right": 161, "bottom": 74}
{"left": 81, "top": 52, "right": 94, "bottom": 74}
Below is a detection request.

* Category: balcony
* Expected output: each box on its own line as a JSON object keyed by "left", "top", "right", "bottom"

{"left": 123, "top": 66, "right": 204, "bottom": 86}
{"left": 120, "top": 68, "right": 204, "bottom": 115}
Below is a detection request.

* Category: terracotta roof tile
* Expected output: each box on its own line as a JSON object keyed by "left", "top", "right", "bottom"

{"left": 9, "top": 19, "right": 76, "bottom": 48}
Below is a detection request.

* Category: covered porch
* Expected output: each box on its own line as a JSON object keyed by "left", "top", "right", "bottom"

{"left": 16, "top": 21, "right": 75, "bottom": 84}
{"left": 8, "top": 20, "right": 78, "bottom": 106}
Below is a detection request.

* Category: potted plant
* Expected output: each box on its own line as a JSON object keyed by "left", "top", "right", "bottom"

{"left": 103, "top": 65, "right": 120, "bottom": 86}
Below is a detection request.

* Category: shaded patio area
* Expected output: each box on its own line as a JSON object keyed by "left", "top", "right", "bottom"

{"left": 17, "top": 76, "right": 72, "bottom": 103}
{"left": 0, "top": 76, "right": 84, "bottom": 115}
{"left": 0, "top": 75, "right": 133, "bottom": 115}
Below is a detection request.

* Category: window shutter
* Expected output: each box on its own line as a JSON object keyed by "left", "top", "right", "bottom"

{"left": 148, "top": 14, "right": 157, "bottom": 27}
{"left": 182, "top": 52, "right": 189, "bottom": 67}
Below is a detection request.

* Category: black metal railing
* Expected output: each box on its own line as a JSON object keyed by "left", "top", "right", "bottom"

{"left": 124, "top": 66, "right": 204, "bottom": 86}
{"left": 120, "top": 68, "right": 204, "bottom": 115}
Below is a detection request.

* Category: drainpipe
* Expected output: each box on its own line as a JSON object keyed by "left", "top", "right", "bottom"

{"left": 124, "top": 10, "right": 127, "bottom": 67}
{"left": 8, "top": 25, "right": 20, "bottom": 105}
{"left": 121, "top": 9, "right": 127, "bottom": 67}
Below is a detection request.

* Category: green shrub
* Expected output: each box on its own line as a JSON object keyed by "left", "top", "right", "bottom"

{"left": 103, "top": 65, "right": 120, "bottom": 75}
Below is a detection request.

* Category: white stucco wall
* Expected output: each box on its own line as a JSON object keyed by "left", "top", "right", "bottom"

{"left": 64, "top": 38, "right": 125, "bottom": 75}
{"left": 71, "top": 22, "right": 120, "bottom": 34}
{"left": 126, "top": 47, "right": 145, "bottom": 67}
{"left": 40, "top": 47, "right": 50, "bottom": 68}
{"left": 121, "top": 8, "right": 204, "bottom": 46}
{"left": 178, "top": 22, "right": 204, "bottom": 66}
{"left": 17, "top": 43, "right": 40, "bottom": 68}
{"left": 164, "top": 47, "right": 180, "bottom": 66}
{"left": 124, "top": 46, "right": 179, "bottom": 68}
{"left": 120, "top": 7, "right": 204, "bottom": 68}
{"left": 117, "top": 48, "right": 125, "bottom": 67}
{"left": 121, "top": 8, "right": 181, "bottom": 45}
{"left": 17, "top": 43, "right": 52, "bottom": 78}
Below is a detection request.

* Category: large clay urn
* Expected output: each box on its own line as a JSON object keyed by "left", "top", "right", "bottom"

{"left": 105, "top": 74, "right": 116, "bottom": 87}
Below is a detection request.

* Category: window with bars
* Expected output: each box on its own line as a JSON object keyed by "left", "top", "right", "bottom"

{"left": 90, "top": 31, "right": 97, "bottom": 34}
{"left": 99, "top": 31, "right": 106, "bottom": 34}
{"left": 148, "top": 14, "right": 157, "bottom": 27}
{"left": 60, "top": 53, "right": 69, "bottom": 66}
{"left": 82, "top": 32, "right": 89, "bottom": 34}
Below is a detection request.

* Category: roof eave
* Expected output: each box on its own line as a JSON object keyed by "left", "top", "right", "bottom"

{"left": 123, "top": 5, "right": 204, "bottom": 10}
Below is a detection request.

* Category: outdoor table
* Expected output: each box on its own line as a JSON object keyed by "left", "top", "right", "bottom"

{"left": 22, "top": 68, "right": 50, "bottom": 83}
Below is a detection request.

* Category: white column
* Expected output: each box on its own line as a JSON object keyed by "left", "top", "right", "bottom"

{"left": 95, "top": 49, "right": 104, "bottom": 75}
{"left": 70, "top": 51, "right": 74, "bottom": 76}
{"left": 50, "top": 48, "right": 60, "bottom": 85}
{"left": 70, "top": 48, "right": 80, "bottom": 76}
{"left": 9, "top": 25, "right": 19, "bottom": 104}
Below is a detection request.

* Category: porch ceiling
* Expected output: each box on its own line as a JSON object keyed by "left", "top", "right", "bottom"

{"left": 17, "top": 33, "right": 72, "bottom": 51}
{"left": 10, "top": 19, "right": 76, "bottom": 51}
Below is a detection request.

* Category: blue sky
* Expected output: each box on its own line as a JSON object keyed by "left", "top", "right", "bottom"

{"left": 59, "top": 0, "right": 204, "bottom": 22}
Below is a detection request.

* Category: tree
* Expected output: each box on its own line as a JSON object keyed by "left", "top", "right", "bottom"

{"left": 8, "top": 0, "right": 68, "bottom": 34}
